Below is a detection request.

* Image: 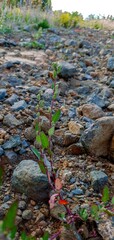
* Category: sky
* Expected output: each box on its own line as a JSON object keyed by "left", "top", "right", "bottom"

{"left": 52, "top": 0, "right": 114, "bottom": 19}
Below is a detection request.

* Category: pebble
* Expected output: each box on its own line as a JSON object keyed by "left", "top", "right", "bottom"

{"left": 22, "top": 209, "right": 33, "bottom": 220}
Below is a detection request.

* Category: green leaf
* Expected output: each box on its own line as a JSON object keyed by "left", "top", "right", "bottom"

{"left": 52, "top": 109, "right": 61, "bottom": 123}
{"left": 42, "top": 231, "right": 49, "bottom": 240}
{"left": 9, "top": 226, "right": 17, "bottom": 239}
{"left": 2, "top": 201, "right": 18, "bottom": 231}
{"left": 36, "top": 135, "right": 41, "bottom": 144}
{"left": 51, "top": 82, "right": 55, "bottom": 90}
{"left": 0, "top": 167, "right": 3, "bottom": 186}
{"left": 39, "top": 100, "right": 44, "bottom": 108}
{"left": 38, "top": 160, "right": 46, "bottom": 174}
{"left": 58, "top": 213, "right": 66, "bottom": 220}
{"left": 79, "top": 208, "right": 88, "bottom": 221}
{"left": 37, "top": 93, "right": 41, "bottom": 101}
{"left": 102, "top": 186, "right": 109, "bottom": 203}
{"left": 48, "top": 126, "right": 55, "bottom": 136}
{"left": 40, "top": 132, "right": 49, "bottom": 149}
{"left": 111, "top": 196, "right": 114, "bottom": 204}
{"left": 31, "top": 147, "right": 40, "bottom": 159}
{"left": 35, "top": 122, "right": 39, "bottom": 132}
{"left": 91, "top": 205, "right": 99, "bottom": 219}
{"left": 21, "top": 231, "right": 36, "bottom": 240}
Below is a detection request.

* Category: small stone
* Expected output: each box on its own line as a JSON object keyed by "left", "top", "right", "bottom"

{"left": 66, "top": 143, "right": 84, "bottom": 155}
{"left": 68, "top": 121, "right": 83, "bottom": 135}
{"left": 107, "top": 103, "right": 114, "bottom": 111}
{"left": 3, "top": 135, "right": 21, "bottom": 149}
{"left": 58, "top": 61, "right": 76, "bottom": 78}
{"left": 90, "top": 170, "right": 108, "bottom": 192}
{"left": 0, "top": 89, "right": 7, "bottom": 100}
{"left": 0, "top": 147, "right": 4, "bottom": 156}
{"left": 18, "top": 201, "right": 26, "bottom": 210}
{"left": 3, "top": 113, "right": 22, "bottom": 127}
{"left": 60, "top": 227, "right": 78, "bottom": 240}
{"left": 77, "top": 104, "right": 105, "bottom": 120}
{"left": 71, "top": 188, "right": 84, "bottom": 195}
{"left": 107, "top": 57, "right": 114, "bottom": 71}
{"left": 5, "top": 150, "right": 18, "bottom": 165}
{"left": 24, "top": 127, "right": 36, "bottom": 141}
{"left": 11, "top": 100, "right": 27, "bottom": 111}
{"left": 5, "top": 94, "right": 18, "bottom": 105}
{"left": 22, "top": 210, "right": 32, "bottom": 220}
{"left": 110, "top": 80, "right": 114, "bottom": 88}
{"left": 50, "top": 204, "right": 67, "bottom": 220}
{"left": 54, "top": 129, "right": 79, "bottom": 147}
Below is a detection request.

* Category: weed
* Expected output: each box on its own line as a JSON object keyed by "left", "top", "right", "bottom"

{"left": 22, "top": 41, "right": 45, "bottom": 49}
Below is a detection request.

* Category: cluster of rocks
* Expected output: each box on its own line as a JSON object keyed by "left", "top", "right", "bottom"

{"left": 0, "top": 27, "right": 114, "bottom": 239}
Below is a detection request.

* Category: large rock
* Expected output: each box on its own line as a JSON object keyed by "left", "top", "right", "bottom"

{"left": 58, "top": 61, "right": 76, "bottom": 78}
{"left": 12, "top": 160, "right": 50, "bottom": 201}
{"left": 81, "top": 116, "right": 114, "bottom": 157}
{"left": 77, "top": 104, "right": 105, "bottom": 120}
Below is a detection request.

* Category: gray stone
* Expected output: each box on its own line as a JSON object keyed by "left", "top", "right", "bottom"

{"left": 107, "top": 57, "right": 114, "bottom": 71}
{"left": 81, "top": 116, "right": 114, "bottom": 157}
{"left": 0, "top": 147, "right": 4, "bottom": 156}
{"left": 22, "top": 210, "right": 32, "bottom": 220}
{"left": 71, "top": 188, "right": 84, "bottom": 195}
{"left": 11, "top": 100, "right": 27, "bottom": 111}
{"left": 87, "top": 94, "right": 107, "bottom": 108}
{"left": 5, "top": 150, "right": 18, "bottom": 165}
{"left": 3, "top": 113, "right": 22, "bottom": 127}
{"left": 50, "top": 203, "right": 67, "bottom": 220}
{"left": 90, "top": 170, "right": 108, "bottom": 192}
{"left": 3, "top": 135, "right": 21, "bottom": 149}
{"left": 110, "top": 80, "right": 114, "bottom": 88}
{"left": 58, "top": 61, "right": 76, "bottom": 78}
{"left": 0, "top": 89, "right": 7, "bottom": 100}
{"left": 24, "top": 127, "right": 36, "bottom": 141}
{"left": 12, "top": 160, "right": 50, "bottom": 201}
{"left": 18, "top": 201, "right": 26, "bottom": 210}
{"left": 5, "top": 94, "right": 18, "bottom": 105}
{"left": 59, "top": 81, "right": 68, "bottom": 96}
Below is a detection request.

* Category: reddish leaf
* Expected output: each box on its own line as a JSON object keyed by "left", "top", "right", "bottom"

{"left": 55, "top": 178, "right": 62, "bottom": 190}
{"left": 59, "top": 199, "right": 68, "bottom": 205}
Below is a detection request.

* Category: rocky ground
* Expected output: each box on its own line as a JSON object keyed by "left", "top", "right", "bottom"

{"left": 0, "top": 26, "right": 114, "bottom": 240}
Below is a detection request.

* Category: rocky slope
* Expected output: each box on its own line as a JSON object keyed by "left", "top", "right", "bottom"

{"left": 0, "top": 27, "right": 114, "bottom": 239}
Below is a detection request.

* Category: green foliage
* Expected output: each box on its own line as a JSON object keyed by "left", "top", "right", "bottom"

{"left": 79, "top": 208, "right": 88, "bottom": 221}
{"left": 54, "top": 11, "right": 83, "bottom": 28}
{"left": 40, "top": 231, "right": 49, "bottom": 240}
{"left": 52, "top": 109, "right": 61, "bottom": 123}
{"left": 40, "top": 132, "right": 49, "bottom": 149}
{"left": 102, "top": 185, "right": 109, "bottom": 203}
{"left": 22, "top": 41, "right": 45, "bottom": 49}
{"left": 38, "top": 19, "right": 50, "bottom": 29}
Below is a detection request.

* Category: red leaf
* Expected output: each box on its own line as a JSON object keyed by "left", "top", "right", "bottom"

{"left": 55, "top": 178, "right": 62, "bottom": 190}
{"left": 59, "top": 199, "right": 68, "bottom": 205}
